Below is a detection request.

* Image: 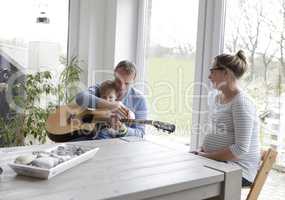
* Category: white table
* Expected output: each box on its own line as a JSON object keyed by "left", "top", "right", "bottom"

{"left": 0, "top": 137, "right": 242, "bottom": 200}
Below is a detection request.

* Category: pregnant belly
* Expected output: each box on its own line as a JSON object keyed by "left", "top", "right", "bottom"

{"left": 202, "top": 133, "right": 234, "bottom": 152}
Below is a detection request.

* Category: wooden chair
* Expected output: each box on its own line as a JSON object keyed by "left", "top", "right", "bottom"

{"left": 245, "top": 148, "right": 278, "bottom": 200}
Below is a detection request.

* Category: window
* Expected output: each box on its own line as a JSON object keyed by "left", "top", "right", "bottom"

{"left": 0, "top": 0, "right": 69, "bottom": 76}
{"left": 144, "top": 0, "right": 199, "bottom": 146}
{"left": 224, "top": 0, "right": 285, "bottom": 167}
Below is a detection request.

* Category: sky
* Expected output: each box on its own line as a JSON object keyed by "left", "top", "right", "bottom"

{"left": 149, "top": 0, "right": 199, "bottom": 48}
{"left": 224, "top": 0, "right": 283, "bottom": 55}
{"left": 149, "top": 0, "right": 283, "bottom": 56}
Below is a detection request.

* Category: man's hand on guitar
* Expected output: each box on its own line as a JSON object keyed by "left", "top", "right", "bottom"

{"left": 109, "top": 102, "right": 128, "bottom": 119}
{"left": 127, "top": 109, "right": 135, "bottom": 119}
{"left": 118, "top": 102, "right": 135, "bottom": 119}
{"left": 111, "top": 101, "right": 134, "bottom": 119}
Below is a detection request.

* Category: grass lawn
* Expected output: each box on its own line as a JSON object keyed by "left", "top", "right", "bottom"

{"left": 146, "top": 56, "right": 195, "bottom": 138}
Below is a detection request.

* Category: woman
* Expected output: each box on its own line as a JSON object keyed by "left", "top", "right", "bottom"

{"left": 193, "top": 50, "right": 260, "bottom": 187}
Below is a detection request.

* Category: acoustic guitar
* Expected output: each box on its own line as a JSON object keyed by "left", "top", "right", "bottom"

{"left": 46, "top": 104, "right": 176, "bottom": 142}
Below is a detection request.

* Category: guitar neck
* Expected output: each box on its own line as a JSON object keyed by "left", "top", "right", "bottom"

{"left": 120, "top": 119, "right": 154, "bottom": 125}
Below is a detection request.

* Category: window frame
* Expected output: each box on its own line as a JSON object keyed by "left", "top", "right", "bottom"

{"left": 68, "top": 0, "right": 227, "bottom": 150}
{"left": 136, "top": 0, "right": 227, "bottom": 150}
{"left": 190, "top": 0, "right": 226, "bottom": 149}
{"left": 68, "top": 0, "right": 80, "bottom": 61}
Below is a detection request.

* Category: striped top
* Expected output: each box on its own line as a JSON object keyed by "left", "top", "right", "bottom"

{"left": 203, "top": 90, "right": 261, "bottom": 182}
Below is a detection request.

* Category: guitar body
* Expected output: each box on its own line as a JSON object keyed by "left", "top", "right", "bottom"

{"left": 46, "top": 104, "right": 176, "bottom": 142}
{"left": 46, "top": 104, "right": 104, "bottom": 142}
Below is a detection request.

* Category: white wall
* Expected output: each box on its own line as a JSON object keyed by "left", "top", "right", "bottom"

{"left": 115, "top": 0, "right": 139, "bottom": 64}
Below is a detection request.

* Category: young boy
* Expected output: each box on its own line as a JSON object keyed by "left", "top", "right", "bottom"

{"left": 96, "top": 80, "right": 134, "bottom": 139}
{"left": 99, "top": 80, "right": 117, "bottom": 103}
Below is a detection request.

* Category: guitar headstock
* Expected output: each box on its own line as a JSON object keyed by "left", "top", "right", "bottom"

{"left": 152, "top": 121, "right": 176, "bottom": 133}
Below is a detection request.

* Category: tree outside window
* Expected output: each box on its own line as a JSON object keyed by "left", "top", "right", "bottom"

{"left": 224, "top": 0, "right": 285, "bottom": 167}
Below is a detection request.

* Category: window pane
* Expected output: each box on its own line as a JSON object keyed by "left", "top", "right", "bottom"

{"left": 0, "top": 0, "right": 69, "bottom": 74}
{"left": 145, "top": 0, "right": 199, "bottom": 146}
{"left": 224, "top": 0, "right": 285, "bottom": 166}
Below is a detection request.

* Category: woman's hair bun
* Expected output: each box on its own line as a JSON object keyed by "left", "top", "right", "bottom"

{"left": 236, "top": 50, "right": 247, "bottom": 63}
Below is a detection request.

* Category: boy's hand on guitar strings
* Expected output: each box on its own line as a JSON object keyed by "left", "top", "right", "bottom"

{"left": 109, "top": 115, "right": 123, "bottom": 130}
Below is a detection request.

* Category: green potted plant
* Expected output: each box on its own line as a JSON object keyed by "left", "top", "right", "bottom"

{"left": 58, "top": 56, "right": 83, "bottom": 104}
{"left": 0, "top": 71, "right": 54, "bottom": 146}
{"left": 0, "top": 56, "right": 83, "bottom": 147}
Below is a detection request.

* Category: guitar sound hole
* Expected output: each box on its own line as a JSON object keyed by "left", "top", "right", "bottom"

{"left": 81, "top": 114, "right": 94, "bottom": 123}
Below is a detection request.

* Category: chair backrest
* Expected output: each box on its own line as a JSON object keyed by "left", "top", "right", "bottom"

{"left": 246, "top": 148, "right": 278, "bottom": 200}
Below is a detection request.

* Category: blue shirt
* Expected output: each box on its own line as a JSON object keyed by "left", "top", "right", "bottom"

{"left": 75, "top": 84, "right": 148, "bottom": 138}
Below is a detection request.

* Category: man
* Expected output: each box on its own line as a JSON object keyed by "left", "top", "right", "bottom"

{"left": 75, "top": 60, "right": 147, "bottom": 139}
